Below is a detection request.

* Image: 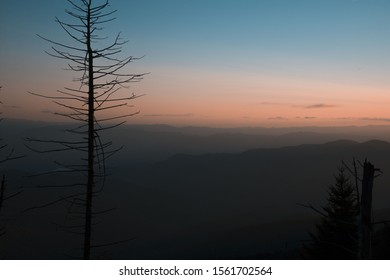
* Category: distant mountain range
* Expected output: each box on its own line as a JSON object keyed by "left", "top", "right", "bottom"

{"left": 3, "top": 118, "right": 390, "bottom": 169}
{"left": 2, "top": 119, "right": 390, "bottom": 259}
{"left": 111, "top": 139, "right": 390, "bottom": 258}
{"left": 125, "top": 139, "right": 390, "bottom": 221}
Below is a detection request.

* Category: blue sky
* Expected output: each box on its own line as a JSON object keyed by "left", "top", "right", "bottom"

{"left": 1, "top": 0, "right": 390, "bottom": 126}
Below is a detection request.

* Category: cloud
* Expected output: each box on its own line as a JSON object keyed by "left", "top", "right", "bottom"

{"left": 268, "top": 116, "right": 288, "bottom": 120}
{"left": 336, "top": 117, "right": 354, "bottom": 120}
{"left": 334, "top": 117, "right": 390, "bottom": 123}
{"left": 41, "top": 109, "right": 55, "bottom": 114}
{"left": 144, "top": 113, "right": 194, "bottom": 118}
{"left": 359, "top": 117, "right": 390, "bottom": 122}
{"left": 257, "top": 101, "right": 290, "bottom": 106}
{"left": 335, "top": 117, "right": 390, "bottom": 122}
{"left": 3, "top": 105, "right": 21, "bottom": 109}
{"left": 260, "top": 102, "right": 283, "bottom": 105}
{"left": 306, "top": 103, "right": 338, "bottom": 109}
{"left": 40, "top": 109, "right": 68, "bottom": 115}
{"left": 295, "top": 103, "right": 339, "bottom": 109}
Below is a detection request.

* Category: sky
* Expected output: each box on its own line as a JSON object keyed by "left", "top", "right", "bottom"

{"left": 1, "top": 0, "right": 390, "bottom": 127}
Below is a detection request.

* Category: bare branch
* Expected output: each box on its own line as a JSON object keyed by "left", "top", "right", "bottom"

{"left": 29, "top": 0, "right": 146, "bottom": 260}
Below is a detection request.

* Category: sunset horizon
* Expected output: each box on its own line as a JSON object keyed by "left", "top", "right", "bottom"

{"left": 1, "top": 0, "right": 389, "bottom": 127}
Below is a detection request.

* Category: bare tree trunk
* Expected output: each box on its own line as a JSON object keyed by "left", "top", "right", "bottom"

{"left": 353, "top": 157, "right": 360, "bottom": 212}
{"left": 29, "top": 0, "right": 146, "bottom": 259}
{"left": 84, "top": 1, "right": 95, "bottom": 261}
{"left": 359, "top": 160, "right": 375, "bottom": 259}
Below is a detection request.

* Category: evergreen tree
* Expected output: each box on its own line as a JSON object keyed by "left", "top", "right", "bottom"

{"left": 306, "top": 166, "right": 359, "bottom": 259}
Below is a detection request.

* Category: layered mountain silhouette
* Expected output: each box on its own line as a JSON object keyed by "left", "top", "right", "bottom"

{"left": 2, "top": 120, "right": 390, "bottom": 259}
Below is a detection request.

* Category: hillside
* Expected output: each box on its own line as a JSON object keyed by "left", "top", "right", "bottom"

{"left": 2, "top": 122, "right": 390, "bottom": 259}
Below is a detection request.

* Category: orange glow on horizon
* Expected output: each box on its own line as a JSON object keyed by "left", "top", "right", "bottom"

{"left": 2, "top": 66, "right": 390, "bottom": 128}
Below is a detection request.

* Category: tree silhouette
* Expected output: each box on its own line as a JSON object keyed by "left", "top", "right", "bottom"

{"left": 28, "top": 0, "right": 146, "bottom": 259}
{"left": 305, "top": 166, "right": 359, "bottom": 259}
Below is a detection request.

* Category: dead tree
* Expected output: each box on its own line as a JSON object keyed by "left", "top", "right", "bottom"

{"left": 28, "top": 0, "right": 146, "bottom": 259}
{"left": 359, "top": 160, "right": 376, "bottom": 259}
{"left": 343, "top": 158, "right": 381, "bottom": 259}
{"left": 302, "top": 159, "right": 381, "bottom": 259}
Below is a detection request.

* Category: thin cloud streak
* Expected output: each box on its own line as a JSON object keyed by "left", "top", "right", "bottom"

{"left": 268, "top": 116, "right": 288, "bottom": 120}
{"left": 144, "top": 113, "right": 194, "bottom": 118}
{"left": 359, "top": 117, "right": 390, "bottom": 122}
{"left": 305, "top": 104, "right": 339, "bottom": 109}
{"left": 260, "top": 102, "right": 339, "bottom": 109}
{"left": 3, "top": 105, "right": 21, "bottom": 109}
{"left": 296, "top": 116, "right": 317, "bottom": 119}
{"left": 292, "top": 103, "right": 339, "bottom": 109}
{"left": 258, "top": 101, "right": 290, "bottom": 106}
{"left": 335, "top": 117, "right": 390, "bottom": 122}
